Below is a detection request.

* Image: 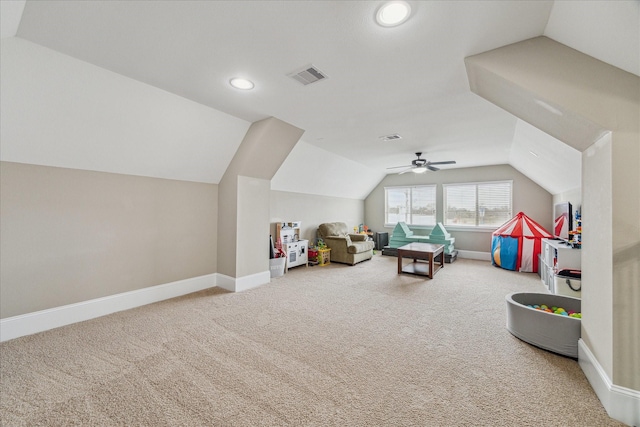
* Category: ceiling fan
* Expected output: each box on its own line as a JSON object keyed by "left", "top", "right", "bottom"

{"left": 387, "top": 152, "right": 456, "bottom": 174}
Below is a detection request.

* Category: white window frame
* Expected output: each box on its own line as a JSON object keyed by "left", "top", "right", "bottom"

{"left": 443, "top": 180, "right": 513, "bottom": 229}
{"left": 384, "top": 185, "right": 437, "bottom": 227}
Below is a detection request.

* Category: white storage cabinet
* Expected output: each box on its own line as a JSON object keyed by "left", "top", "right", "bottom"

{"left": 540, "top": 238, "right": 581, "bottom": 297}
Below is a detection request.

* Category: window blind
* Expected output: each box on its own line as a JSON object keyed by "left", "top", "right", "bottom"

{"left": 443, "top": 181, "right": 512, "bottom": 227}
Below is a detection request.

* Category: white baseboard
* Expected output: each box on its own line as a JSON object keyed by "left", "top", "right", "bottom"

{"left": 579, "top": 339, "right": 640, "bottom": 426}
{"left": 457, "top": 250, "right": 491, "bottom": 261}
{"left": 0, "top": 274, "right": 216, "bottom": 343}
{"left": 216, "top": 270, "right": 271, "bottom": 292}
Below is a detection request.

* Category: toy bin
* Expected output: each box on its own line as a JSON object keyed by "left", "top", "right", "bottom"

{"left": 308, "top": 248, "right": 319, "bottom": 264}
{"left": 554, "top": 275, "right": 581, "bottom": 298}
{"left": 269, "top": 257, "right": 286, "bottom": 278}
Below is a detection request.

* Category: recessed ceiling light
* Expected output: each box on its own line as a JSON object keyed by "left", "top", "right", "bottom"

{"left": 229, "top": 78, "right": 254, "bottom": 90}
{"left": 376, "top": 1, "right": 412, "bottom": 27}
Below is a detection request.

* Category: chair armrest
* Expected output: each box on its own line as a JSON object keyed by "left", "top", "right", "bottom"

{"left": 349, "top": 234, "right": 367, "bottom": 242}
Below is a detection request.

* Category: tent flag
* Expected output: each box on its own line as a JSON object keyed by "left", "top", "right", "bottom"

{"left": 491, "top": 212, "right": 552, "bottom": 273}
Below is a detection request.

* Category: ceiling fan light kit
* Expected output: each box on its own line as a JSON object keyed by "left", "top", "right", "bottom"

{"left": 387, "top": 152, "right": 456, "bottom": 174}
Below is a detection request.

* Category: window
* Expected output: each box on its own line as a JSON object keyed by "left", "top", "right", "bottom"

{"left": 385, "top": 185, "right": 436, "bottom": 226}
{"left": 443, "top": 181, "right": 512, "bottom": 227}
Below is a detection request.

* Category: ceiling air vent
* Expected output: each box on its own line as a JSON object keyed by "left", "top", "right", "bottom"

{"left": 287, "top": 64, "right": 328, "bottom": 85}
{"left": 379, "top": 134, "right": 402, "bottom": 141}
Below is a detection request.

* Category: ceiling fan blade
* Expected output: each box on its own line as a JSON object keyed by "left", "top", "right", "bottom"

{"left": 386, "top": 164, "right": 412, "bottom": 169}
{"left": 427, "top": 165, "right": 440, "bottom": 171}
{"left": 398, "top": 167, "right": 414, "bottom": 174}
{"left": 428, "top": 160, "right": 456, "bottom": 165}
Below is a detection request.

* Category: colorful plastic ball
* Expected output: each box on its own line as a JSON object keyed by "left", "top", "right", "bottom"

{"left": 531, "top": 302, "right": 581, "bottom": 318}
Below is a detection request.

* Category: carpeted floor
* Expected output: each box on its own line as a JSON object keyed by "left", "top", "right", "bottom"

{"left": 0, "top": 255, "right": 623, "bottom": 426}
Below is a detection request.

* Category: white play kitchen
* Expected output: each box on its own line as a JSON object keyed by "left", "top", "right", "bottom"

{"left": 276, "top": 222, "right": 308, "bottom": 270}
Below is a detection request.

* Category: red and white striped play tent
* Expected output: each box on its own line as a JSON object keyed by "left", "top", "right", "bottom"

{"left": 491, "top": 212, "right": 553, "bottom": 273}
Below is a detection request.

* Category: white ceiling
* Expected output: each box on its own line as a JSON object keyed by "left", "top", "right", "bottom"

{"left": 0, "top": 37, "right": 251, "bottom": 184}
{"left": 0, "top": 0, "right": 25, "bottom": 39}
{"left": 3, "top": 0, "right": 639, "bottom": 196}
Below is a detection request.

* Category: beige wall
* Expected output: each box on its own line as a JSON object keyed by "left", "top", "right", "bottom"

{"left": 582, "top": 134, "right": 614, "bottom": 379}
{"left": 552, "top": 187, "right": 581, "bottom": 212}
{"left": 217, "top": 117, "right": 304, "bottom": 278}
{"left": 364, "top": 164, "right": 552, "bottom": 253}
{"left": 236, "top": 176, "right": 271, "bottom": 278}
{"left": 270, "top": 190, "right": 365, "bottom": 243}
{"left": 0, "top": 161, "right": 218, "bottom": 318}
{"left": 217, "top": 171, "right": 238, "bottom": 278}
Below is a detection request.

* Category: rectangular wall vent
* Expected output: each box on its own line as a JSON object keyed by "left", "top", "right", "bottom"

{"left": 379, "top": 134, "right": 402, "bottom": 141}
{"left": 288, "top": 64, "right": 328, "bottom": 85}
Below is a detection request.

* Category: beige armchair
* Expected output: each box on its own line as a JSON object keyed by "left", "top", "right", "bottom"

{"left": 317, "top": 222, "right": 375, "bottom": 265}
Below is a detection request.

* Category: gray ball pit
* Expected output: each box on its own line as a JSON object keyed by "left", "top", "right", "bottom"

{"left": 506, "top": 292, "right": 581, "bottom": 358}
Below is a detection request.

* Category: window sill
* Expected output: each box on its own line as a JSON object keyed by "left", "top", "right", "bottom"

{"left": 384, "top": 224, "right": 435, "bottom": 229}
{"left": 384, "top": 224, "right": 498, "bottom": 233}
{"left": 442, "top": 225, "right": 497, "bottom": 233}
{"left": 383, "top": 224, "right": 498, "bottom": 233}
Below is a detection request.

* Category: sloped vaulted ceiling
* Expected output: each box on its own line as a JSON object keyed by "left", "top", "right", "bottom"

{"left": 1, "top": 1, "right": 638, "bottom": 197}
